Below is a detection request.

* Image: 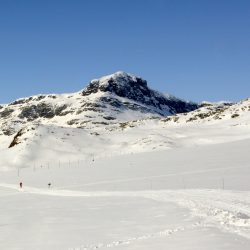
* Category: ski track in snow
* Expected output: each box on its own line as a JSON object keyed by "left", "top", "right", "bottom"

{"left": 68, "top": 222, "right": 202, "bottom": 250}
{"left": 1, "top": 183, "right": 250, "bottom": 245}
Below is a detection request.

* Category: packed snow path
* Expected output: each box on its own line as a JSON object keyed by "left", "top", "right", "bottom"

{"left": 1, "top": 183, "right": 250, "bottom": 241}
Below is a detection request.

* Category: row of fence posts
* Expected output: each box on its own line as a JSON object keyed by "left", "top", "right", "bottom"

{"left": 17, "top": 157, "right": 95, "bottom": 176}
{"left": 17, "top": 162, "right": 227, "bottom": 190}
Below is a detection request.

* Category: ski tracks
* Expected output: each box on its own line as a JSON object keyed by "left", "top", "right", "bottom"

{"left": 1, "top": 183, "right": 250, "bottom": 241}
{"left": 144, "top": 190, "right": 250, "bottom": 239}
{"left": 68, "top": 222, "right": 202, "bottom": 250}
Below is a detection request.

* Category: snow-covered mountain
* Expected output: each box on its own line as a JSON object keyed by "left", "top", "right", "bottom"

{"left": 81, "top": 71, "right": 198, "bottom": 115}
{"left": 0, "top": 71, "right": 197, "bottom": 141}
{"left": 0, "top": 72, "right": 198, "bottom": 130}
{"left": 1, "top": 72, "right": 250, "bottom": 250}
{"left": 0, "top": 71, "right": 250, "bottom": 169}
{"left": 160, "top": 98, "right": 250, "bottom": 124}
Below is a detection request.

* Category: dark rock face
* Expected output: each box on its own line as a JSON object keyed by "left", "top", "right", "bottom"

{"left": 3, "top": 127, "right": 16, "bottom": 136}
{"left": 18, "top": 103, "right": 71, "bottom": 121}
{"left": 9, "top": 97, "right": 34, "bottom": 106}
{"left": 82, "top": 72, "right": 198, "bottom": 115}
{"left": 19, "top": 105, "right": 39, "bottom": 120}
{"left": 99, "top": 96, "right": 155, "bottom": 114}
{"left": 164, "top": 98, "right": 198, "bottom": 114}
{"left": 82, "top": 73, "right": 152, "bottom": 104}
{"left": 99, "top": 97, "right": 123, "bottom": 108}
{"left": 19, "top": 103, "right": 55, "bottom": 120}
{"left": 9, "top": 128, "right": 25, "bottom": 148}
{"left": 55, "top": 104, "right": 68, "bottom": 116}
{"left": 0, "top": 108, "right": 14, "bottom": 118}
{"left": 9, "top": 99, "right": 27, "bottom": 106}
{"left": 103, "top": 116, "right": 116, "bottom": 120}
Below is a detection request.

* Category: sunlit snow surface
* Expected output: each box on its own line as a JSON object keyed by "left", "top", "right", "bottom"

{"left": 1, "top": 97, "right": 250, "bottom": 249}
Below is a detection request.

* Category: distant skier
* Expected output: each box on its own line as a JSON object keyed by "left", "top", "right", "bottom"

{"left": 19, "top": 182, "right": 23, "bottom": 189}
{"left": 48, "top": 183, "right": 51, "bottom": 188}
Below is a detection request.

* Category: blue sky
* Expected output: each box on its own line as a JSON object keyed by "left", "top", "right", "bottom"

{"left": 0, "top": 0, "right": 250, "bottom": 103}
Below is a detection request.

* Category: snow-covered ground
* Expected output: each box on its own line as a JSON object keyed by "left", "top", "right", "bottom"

{"left": 1, "top": 136, "right": 250, "bottom": 249}
{"left": 1, "top": 97, "right": 250, "bottom": 170}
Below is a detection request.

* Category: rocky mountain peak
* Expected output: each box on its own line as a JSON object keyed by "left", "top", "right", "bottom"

{"left": 82, "top": 71, "right": 199, "bottom": 115}
{"left": 82, "top": 71, "right": 148, "bottom": 97}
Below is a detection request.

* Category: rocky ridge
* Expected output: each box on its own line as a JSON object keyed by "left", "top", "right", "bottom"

{"left": 0, "top": 72, "right": 249, "bottom": 152}
{"left": 0, "top": 72, "right": 198, "bottom": 138}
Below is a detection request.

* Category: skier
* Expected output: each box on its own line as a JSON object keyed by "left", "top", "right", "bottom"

{"left": 48, "top": 183, "right": 51, "bottom": 188}
{"left": 19, "top": 182, "right": 23, "bottom": 189}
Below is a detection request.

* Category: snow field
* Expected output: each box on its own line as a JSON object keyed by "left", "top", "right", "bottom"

{"left": 1, "top": 137, "right": 250, "bottom": 249}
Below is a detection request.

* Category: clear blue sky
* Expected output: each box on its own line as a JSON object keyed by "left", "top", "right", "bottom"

{"left": 0, "top": 0, "right": 250, "bottom": 103}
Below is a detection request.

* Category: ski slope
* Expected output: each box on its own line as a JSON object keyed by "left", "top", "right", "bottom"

{"left": 1, "top": 137, "right": 250, "bottom": 250}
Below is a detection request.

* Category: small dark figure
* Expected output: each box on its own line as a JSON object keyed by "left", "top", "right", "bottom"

{"left": 48, "top": 183, "right": 51, "bottom": 188}
{"left": 19, "top": 182, "right": 23, "bottom": 189}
